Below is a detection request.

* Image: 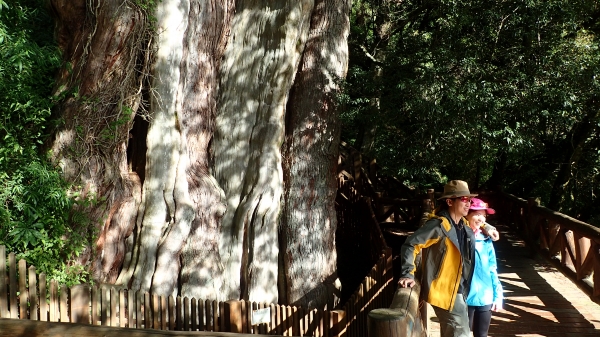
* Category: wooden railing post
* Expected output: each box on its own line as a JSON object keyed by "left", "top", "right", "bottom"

{"left": 367, "top": 283, "right": 423, "bottom": 337}
{"left": 331, "top": 309, "right": 347, "bottom": 337}
{"left": 574, "top": 233, "right": 592, "bottom": 280}
{"left": 593, "top": 240, "right": 600, "bottom": 298}
{"left": 526, "top": 197, "right": 539, "bottom": 239}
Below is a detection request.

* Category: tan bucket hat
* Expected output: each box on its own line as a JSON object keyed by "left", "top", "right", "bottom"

{"left": 438, "top": 180, "right": 478, "bottom": 200}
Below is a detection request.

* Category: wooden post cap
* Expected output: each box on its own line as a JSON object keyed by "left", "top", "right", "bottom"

{"left": 368, "top": 308, "right": 411, "bottom": 336}
{"left": 368, "top": 308, "right": 409, "bottom": 321}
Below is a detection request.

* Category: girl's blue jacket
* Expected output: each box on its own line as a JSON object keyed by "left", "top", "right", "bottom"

{"left": 466, "top": 231, "right": 503, "bottom": 307}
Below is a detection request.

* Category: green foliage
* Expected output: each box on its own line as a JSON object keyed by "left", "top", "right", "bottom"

{"left": 344, "top": 0, "right": 600, "bottom": 222}
{"left": 132, "top": 0, "right": 160, "bottom": 26}
{"left": 99, "top": 106, "right": 134, "bottom": 142}
{"left": 0, "top": 162, "right": 92, "bottom": 286}
{"left": 0, "top": 0, "right": 92, "bottom": 286}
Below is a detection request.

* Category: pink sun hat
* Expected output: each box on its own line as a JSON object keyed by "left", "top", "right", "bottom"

{"left": 469, "top": 198, "right": 496, "bottom": 214}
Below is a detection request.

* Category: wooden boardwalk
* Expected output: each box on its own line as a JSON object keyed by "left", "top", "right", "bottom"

{"left": 426, "top": 223, "right": 600, "bottom": 336}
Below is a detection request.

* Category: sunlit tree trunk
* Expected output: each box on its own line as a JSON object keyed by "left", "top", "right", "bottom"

{"left": 282, "top": 0, "right": 351, "bottom": 309}
{"left": 124, "top": 0, "right": 192, "bottom": 296}
{"left": 49, "top": 0, "right": 352, "bottom": 305}
{"left": 118, "top": 0, "right": 233, "bottom": 299}
{"left": 214, "top": 0, "right": 315, "bottom": 303}
{"left": 177, "top": 0, "right": 234, "bottom": 302}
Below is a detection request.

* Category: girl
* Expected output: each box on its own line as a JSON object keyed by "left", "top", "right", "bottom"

{"left": 465, "top": 198, "right": 503, "bottom": 337}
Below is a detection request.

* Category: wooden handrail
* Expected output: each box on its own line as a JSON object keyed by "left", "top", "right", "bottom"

{"left": 494, "top": 190, "right": 600, "bottom": 302}
{"left": 498, "top": 192, "right": 600, "bottom": 239}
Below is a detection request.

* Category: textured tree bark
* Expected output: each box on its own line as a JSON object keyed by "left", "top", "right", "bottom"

{"left": 119, "top": 0, "right": 233, "bottom": 299}
{"left": 214, "top": 0, "right": 315, "bottom": 302}
{"left": 282, "top": 0, "right": 351, "bottom": 309}
{"left": 126, "top": 0, "right": 190, "bottom": 295}
{"left": 178, "top": 0, "right": 234, "bottom": 301}
{"left": 49, "top": 0, "right": 352, "bottom": 306}
{"left": 48, "top": 0, "right": 147, "bottom": 282}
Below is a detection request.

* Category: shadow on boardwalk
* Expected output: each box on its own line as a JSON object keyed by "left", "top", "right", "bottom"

{"left": 488, "top": 223, "right": 600, "bottom": 337}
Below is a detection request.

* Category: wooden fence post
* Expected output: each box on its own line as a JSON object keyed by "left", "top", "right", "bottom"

{"left": 60, "top": 284, "right": 69, "bottom": 322}
{"left": 8, "top": 253, "right": 19, "bottom": 318}
{"left": 120, "top": 290, "right": 127, "bottom": 328}
{"left": 224, "top": 300, "right": 242, "bottom": 332}
{"left": 18, "top": 259, "right": 27, "bottom": 319}
{"left": 49, "top": 280, "right": 58, "bottom": 322}
{"left": 39, "top": 273, "right": 47, "bottom": 321}
{"left": 71, "top": 284, "right": 90, "bottom": 324}
{"left": 112, "top": 287, "right": 119, "bottom": 327}
{"left": 168, "top": 295, "right": 176, "bottom": 330}
{"left": 0, "top": 246, "right": 7, "bottom": 318}
{"left": 28, "top": 266, "right": 38, "bottom": 321}
{"left": 91, "top": 285, "right": 98, "bottom": 325}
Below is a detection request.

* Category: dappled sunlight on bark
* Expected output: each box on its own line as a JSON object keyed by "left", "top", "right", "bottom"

{"left": 215, "top": 0, "right": 315, "bottom": 302}
{"left": 281, "top": 0, "right": 350, "bottom": 309}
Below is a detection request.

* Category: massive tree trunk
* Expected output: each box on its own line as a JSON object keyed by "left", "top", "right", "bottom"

{"left": 116, "top": 0, "right": 234, "bottom": 299}
{"left": 214, "top": 0, "right": 315, "bottom": 303}
{"left": 282, "top": 0, "right": 351, "bottom": 309}
{"left": 176, "top": 0, "right": 234, "bottom": 302}
{"left": 49, "top": 0, "right": 351, "bottom": 306}
{"left": 49, "top": 0, "right": 148, "bottom": 282}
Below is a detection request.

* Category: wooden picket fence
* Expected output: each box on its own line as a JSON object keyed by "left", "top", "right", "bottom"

{"left": 0, "top": 243, "right": 394, "bottom": 336}
{"left": 0, "top": 243, "right": 346, "bottom": 335}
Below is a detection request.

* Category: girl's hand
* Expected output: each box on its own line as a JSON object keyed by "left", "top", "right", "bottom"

{"left": 491, "top": 303, "right": 502, "bottom": 312}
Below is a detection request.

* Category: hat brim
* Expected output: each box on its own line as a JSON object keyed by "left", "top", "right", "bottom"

{"left": 437, "top": 193, "right": 478, "bottom": 200}
{"left": 470, "top": 207, "right": 495, "bottom": 215}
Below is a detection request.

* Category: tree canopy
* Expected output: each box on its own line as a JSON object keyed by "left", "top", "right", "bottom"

{"left": 343, "top": 0, "right": 600, "bottom": 224}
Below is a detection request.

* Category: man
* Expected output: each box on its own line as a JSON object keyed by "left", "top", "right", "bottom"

{"left": 398, "top": 180, "right": 481, "bottom": 337}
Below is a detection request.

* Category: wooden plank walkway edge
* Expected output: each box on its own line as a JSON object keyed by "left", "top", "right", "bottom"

{"left": 0, "top": 318, "right": 270, "bottom": 337}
